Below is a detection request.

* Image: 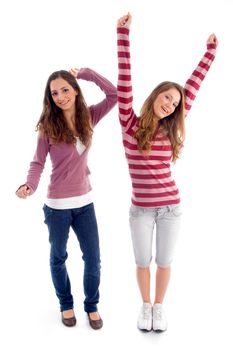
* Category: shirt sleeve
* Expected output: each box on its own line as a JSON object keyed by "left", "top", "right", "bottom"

{"left": 26, "top": 132, "right": 49, "bottom": 194}
{"left": 77, "top": 68, "right": 117, "bottom": 127}
{"left": 184, "top": 42, "right": 217, "bottom": 116}
{"left": 117, "top": 27, "right": 137, "bottom": 133}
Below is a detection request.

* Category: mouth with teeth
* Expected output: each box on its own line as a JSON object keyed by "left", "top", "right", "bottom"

{"left": 161, "top": 106, "right": 169, "bottom": 114}
{"left": 59, "top": 100, "right": 70, "bottom": 106}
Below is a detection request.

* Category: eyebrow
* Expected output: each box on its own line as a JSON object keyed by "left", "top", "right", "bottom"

{"left": 51, "top": 86, "right": 69, "bottom": 93}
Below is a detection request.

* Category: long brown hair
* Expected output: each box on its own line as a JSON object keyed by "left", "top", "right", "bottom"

{"left": 36, "top": 70, "right": 93, "bottom": 146}
{"left": 134, "top": 81, "right": 185, "bottom": 162}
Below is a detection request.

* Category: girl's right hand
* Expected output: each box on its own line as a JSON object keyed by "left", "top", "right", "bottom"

{"left": 117, "top": 12, "right": 132, "bottom": 29}
{"left": 16, "top": 185, "right": 31, "bottom": 199}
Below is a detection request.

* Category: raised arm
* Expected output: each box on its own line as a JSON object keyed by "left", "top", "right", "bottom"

{"left": 70, "top": 67, "right": 117, "bottom": 127}
{"left": 117, "top": 13, "right": 137, "bottom": 132}
{"left": 184, "top": 33, "right": 218, "bottom": 116}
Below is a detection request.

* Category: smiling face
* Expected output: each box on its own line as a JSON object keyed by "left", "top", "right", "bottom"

{"left": 153, "top": 88, "right": 181, "bottom": 119}
{"left": 50, "top": 78, "right": 78, "bottom": 113}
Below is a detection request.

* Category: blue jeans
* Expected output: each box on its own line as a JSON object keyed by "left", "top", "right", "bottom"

{"left": 43, "top": 203, "right": 101, "bottom": 313}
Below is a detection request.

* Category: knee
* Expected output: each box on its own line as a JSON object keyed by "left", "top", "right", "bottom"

{"left": 156, "top": 256, "right": 172, "bottom": 268}
{"left": 50, "top": 252, "right": 68, "bottom": 267}
{"left": 135, "top": 256, "right": 152, "bottom": 268}
{"left": 156, "top": 247, "right": 175, "bottom": 267}
{"left": 84, "top": 258, "right": 101, "bottom": 275}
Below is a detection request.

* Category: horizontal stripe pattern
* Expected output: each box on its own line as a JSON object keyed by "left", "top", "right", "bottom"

{"left": 184, "top": 45, "right": 216, "bottom": 113}
{"left": 117, "top": 27, "right": 216, "bottom": 208}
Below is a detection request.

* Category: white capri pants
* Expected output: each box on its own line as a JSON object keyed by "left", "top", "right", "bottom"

{"left": 129, "top": 204, "right": 182, "bottom": 268}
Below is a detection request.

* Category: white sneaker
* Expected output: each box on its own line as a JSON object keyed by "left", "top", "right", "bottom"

{"left": 152, "top": 303, "right": 167, "bottom": 332}
{"left": 137, "top": 303, "right": 152, "bottom": 331}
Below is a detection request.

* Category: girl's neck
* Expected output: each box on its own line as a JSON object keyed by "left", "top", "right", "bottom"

{"left": 63, "top": 108, "right": 75, "bottom": 121}
{"left": 63, "top": 111, "right": 77, "bottom": 135}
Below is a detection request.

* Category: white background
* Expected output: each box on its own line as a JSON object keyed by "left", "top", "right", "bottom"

{"left": 1, "top": 0, "right": 233, "bottom": 349}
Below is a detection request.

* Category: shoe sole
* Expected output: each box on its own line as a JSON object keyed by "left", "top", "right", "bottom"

{"left": 138, "top": 327, "right": 152, "bottom": 332}
{"left": 153, "top": 328, "right": 167, "bottom": 333}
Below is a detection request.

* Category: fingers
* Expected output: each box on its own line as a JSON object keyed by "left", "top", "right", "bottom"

{"left": 16, "top": 185, "right": 31, "bottom": 199}
{"left": 117, "top": 12, "right": 132, "bottom": 28}
{"left": 212, "top": 34, "right": 218, "bottom": 46}
{"left": 69, "top": 68, "right": 79, "bottom": 77}
{"left": 207, "top": 33, "right": 218, "bottom": 47}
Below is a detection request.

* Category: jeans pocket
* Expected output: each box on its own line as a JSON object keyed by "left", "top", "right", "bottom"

{"left": 43, "top": 204, "right": 54, "bottom": 224}
{"left": 129, "top": 205, "right": 144, "bottom": 219}
{"left": 170, "top": 205, "right": 182, "bottom": 217}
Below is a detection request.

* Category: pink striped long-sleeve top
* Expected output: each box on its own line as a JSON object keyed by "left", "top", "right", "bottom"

{"left": 117, "top": 27, "right": 216, "bottom": 208}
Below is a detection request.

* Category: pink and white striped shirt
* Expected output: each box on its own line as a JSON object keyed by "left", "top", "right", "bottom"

{"left": 117, "top": 27, "right": 216, "bottom": 208}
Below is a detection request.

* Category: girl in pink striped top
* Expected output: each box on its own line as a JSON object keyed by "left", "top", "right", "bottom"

{"left": 117, "top": 13, "right": 217, "bottom": 332}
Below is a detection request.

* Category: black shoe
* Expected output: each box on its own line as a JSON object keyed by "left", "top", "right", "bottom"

{"left": 87, "top": 313, "right": 103, "bottom": 330}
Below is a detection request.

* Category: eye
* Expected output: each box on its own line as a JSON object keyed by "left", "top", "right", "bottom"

{"left": 51, "top": 91, "right": 57, "bottom": 97}
{"left": 63, "top": 88, "right": 69, "bottom": 93}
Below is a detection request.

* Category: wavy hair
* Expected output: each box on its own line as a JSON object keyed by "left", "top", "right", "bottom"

{"left": 134, "top": 81, "right": 185, "bottom": 162}
{"left": 36, "top": 70, "right": 93, "bottom": 146}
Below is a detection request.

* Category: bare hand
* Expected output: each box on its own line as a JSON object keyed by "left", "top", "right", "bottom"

{"left": 69, "top": 68, "right": 79, "bottom": 78}
{"left": 16, "top": 185, "right": 31, "bottom": 199}
{"left": 117, "top": 12, "right": 132, "bottom": 28}
{"left": 207, "top": 33, "right": 218, "bottom": 47}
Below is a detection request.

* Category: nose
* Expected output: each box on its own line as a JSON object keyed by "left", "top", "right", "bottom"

{"left": 57, "top": 92, "right": 64, "bottom": 102}
{"left": 166, "top": 101, "right": 174, "bottom": 113}
{"left": 165, "top": 102, "right": 172, "bottom": 113}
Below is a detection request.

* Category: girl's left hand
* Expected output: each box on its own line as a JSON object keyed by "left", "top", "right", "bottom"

{"left": 207, "top": 33, "right": 218, "bottom": 47}
{"left": 69, "top": 68, "right": 79, "bottom": 77}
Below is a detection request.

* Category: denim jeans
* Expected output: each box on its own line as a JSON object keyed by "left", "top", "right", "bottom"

{"left": 129, "top": 204, "right": 182, "bottom": 268}
{"left": 43, "top": 203, "right": 100, "bottom": 313}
